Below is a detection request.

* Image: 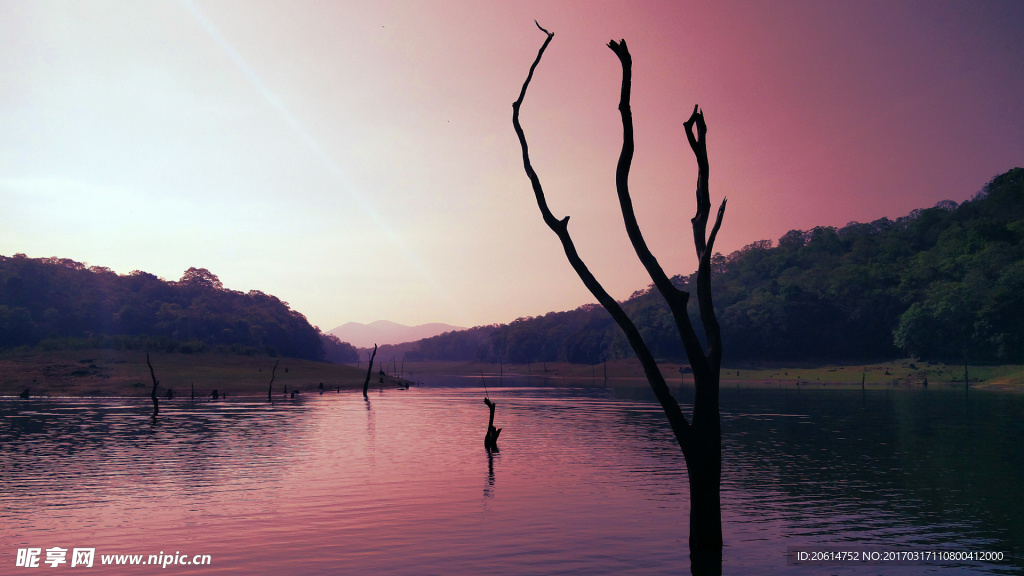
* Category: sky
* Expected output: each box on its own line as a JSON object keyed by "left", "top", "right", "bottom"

{"left": 2, "top": 0, "right": 1022, "bottom": 331}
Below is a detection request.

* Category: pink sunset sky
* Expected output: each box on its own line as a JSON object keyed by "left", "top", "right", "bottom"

{"left": 2, "top": 0, "right": 1022, "bottom": 330}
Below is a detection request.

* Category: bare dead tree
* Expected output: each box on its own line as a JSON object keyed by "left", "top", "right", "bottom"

{"left": 267, "top": 359, "right": 279, "bottom": 402}
{"left": 484, "top": 397, "right": 501, "bottom": 451}
{"left": 146, "top": 353, "right": 160, "bottom": 417}
{"left": 513, "top": 23, "right": 725, "bottom": 571}
{"left": 363, "top": 344, "right": 378, "bottom": 398}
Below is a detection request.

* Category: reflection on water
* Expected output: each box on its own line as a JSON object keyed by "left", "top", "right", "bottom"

{"left": 2, "top": 385, "right": 1022, "bottom": 575}
{"left": 484, "top": 449, "right": 497, "bottom": 500}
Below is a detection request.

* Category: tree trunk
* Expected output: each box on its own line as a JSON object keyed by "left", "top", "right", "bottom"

{"left": 514, "top": 23, "right": 725, "bottom": 573}
{"left": 267, "top": 360, "right": 279, "bottom": 401}
{"left": 146, "top": 353, "right": 159, "bottom": 417}
{"left": 363, "top": 344, "right": 378, "bottom": 398}
{"left": 685, "top": 418, "right": 723, "bottom": 569}
{"left": 484, "top": 397, "right": 501, "bottom": 450}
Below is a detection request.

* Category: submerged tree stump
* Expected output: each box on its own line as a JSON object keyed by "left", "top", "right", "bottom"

{"left": 363, "top": 344, "right": 378, "bottom": 399}
{"left": 484, "top": 398, "right": 501, "bottom": 451}
{"left": 267, "top": 360, "right": 279, "bottom": 402}
{"left": 146, "top": 353, "right": 160, "bottom": 417}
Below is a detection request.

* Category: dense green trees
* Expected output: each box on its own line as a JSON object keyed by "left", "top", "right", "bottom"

{"left": 320, "top": 333, "right": 360, "bottom": 364}
{"left": 891, "top": 170, "right": 1024, "bottom": 362}
{"left": 0, "top": 258, "right": 351, "bottom": 361}
{"left": 398, "top": 169, "right": 1023, "bottom": 365}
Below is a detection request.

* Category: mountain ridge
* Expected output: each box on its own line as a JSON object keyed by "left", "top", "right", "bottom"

{"left": 329, "top": 320, "right": 464, "bottom": 348}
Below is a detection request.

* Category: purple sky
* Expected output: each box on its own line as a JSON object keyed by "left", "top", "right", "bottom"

{"left": 2, "top": 0, "right": 1022, "bottom": 329}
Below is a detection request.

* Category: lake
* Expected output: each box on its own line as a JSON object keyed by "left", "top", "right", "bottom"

{"left": 2, "top": 380, "right": 1022, "bottom": 574}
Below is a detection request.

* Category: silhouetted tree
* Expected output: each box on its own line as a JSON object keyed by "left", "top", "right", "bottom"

{"left": 363, "top": 344, "right": 377, "bottom": 398}
{"left": 267, "top": 359, "right": 279, "bottom": 401}
{"left": 146, "top": 353, "right": 160, "bottom": 417}
{"left": 514, "top": 23, "right": 725, "bottom": 572}
{"left": 483, "top": 397, "right": 501, "bottom": 451}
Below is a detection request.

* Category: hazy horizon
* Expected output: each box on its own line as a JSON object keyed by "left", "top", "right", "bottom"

{"left": 3, "top": 0, "right": 1022, "bottom": 330}
{"left": 329, "top": 319, "right": 465, "bottom": 348}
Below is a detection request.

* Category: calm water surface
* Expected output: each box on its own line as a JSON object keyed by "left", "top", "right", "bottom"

{"left": 2, "top": 382, "right": 1022, "bottom": 574}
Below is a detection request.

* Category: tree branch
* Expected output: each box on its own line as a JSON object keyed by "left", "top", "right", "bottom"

{"left": 515, "top": 28, "right": 725, "bottom": 559}
{"left": 512, "top": 23, "right": 558, "bottom": 231}
{"left": 684, "top": 105, "right": 726, "bottom": 376}
{"left": 514, "top": 26, "right": 691, "bottom": 448}
{"left": 607, "top": 40, "right": 711, "bottom": 381}
{"left": 684, "top": 106, "right": 712, "bottom": 260}
{"left": 701, "top": 199, "right": 727, "bottom": 372}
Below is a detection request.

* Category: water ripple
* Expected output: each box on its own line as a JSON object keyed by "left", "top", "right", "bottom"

{"left": 2, "top": 388, "right": 1021, "bottom": 575}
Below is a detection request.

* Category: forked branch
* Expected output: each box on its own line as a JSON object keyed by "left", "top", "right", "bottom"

{"left": 684, "top": 106, "right": 727, "bottom": 373}
{"left": 513, "top": 25, "right": 691, "bottom": 447}
{"left": 606, "top": 40, "right": 715, "bottom": 382}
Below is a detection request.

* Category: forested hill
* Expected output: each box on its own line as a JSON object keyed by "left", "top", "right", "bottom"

{"left": 0, "top": 261, "right": 358, "bottom": 363}
{"left": 392, "top": 168, "right": 1024, "bottom": 365}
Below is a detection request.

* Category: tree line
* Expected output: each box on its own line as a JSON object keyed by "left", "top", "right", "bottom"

{"left": 0, "top": 259, "right": 359, "bottom": 363}
{"left": 7, "top": 168, "right": 1019, "bottom": 366}
{"left": 388, "top": 168, "right": 1023, "bottom": 365}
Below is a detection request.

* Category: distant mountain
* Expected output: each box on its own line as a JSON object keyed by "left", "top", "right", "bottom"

{"left": 329, "top": 320, "right": 465, "bottom": 348}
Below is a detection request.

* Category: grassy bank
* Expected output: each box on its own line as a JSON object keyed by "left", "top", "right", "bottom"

{"left": 0, "top": 349, "right": 406, "bottom": 398}
{"left": 403, "top": 358, "right": 1024, "bottom": 391}
{"left": 4, "top": 350, "right": 1021, "bottom": 397}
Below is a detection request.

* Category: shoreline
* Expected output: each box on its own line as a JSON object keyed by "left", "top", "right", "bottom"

{"left": 3, "top": 350, "right": 1021, "bottom": 397}
{"left": 400, "top": 359, "right": 1024, "bottom": 392}
{"left": 0, "top": 348, "right": 408, "bottom": 398}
